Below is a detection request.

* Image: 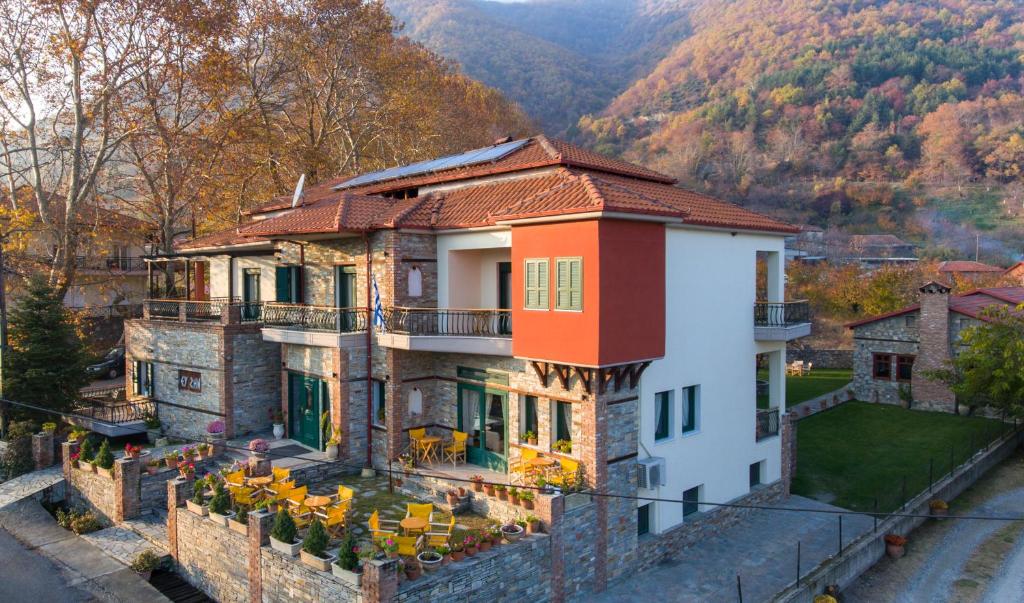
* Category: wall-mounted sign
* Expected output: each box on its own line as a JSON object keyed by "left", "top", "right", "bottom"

{"left": 178, "top": 370, "right": 202, "bottom": 393}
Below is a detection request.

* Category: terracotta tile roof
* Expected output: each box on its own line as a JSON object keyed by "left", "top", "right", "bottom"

{"left": 176, "top": 225, "right": 269, "bottom": 251}
{"left": 938, "top": 260, "right": 1004, "bottom": 273}
{"left": 489, "top": 173, "right": 686, "bottom": 222}
{"left": 243, "top": 175, "right": 353, "bottom": 216}
{"left": 847, "top": 287, "right": 1024, "bottom": 328}
{"left": 238, "top": 193, "right": 403, "bottom": 237}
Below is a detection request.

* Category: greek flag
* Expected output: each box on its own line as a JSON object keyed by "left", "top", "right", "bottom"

{"left": 372, "top": 274, "right": 386, "bottom": 331}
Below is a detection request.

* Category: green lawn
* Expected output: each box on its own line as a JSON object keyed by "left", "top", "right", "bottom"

{"left": 791, "top": 401, "right": 1006, "bottom": 512}
{"left": 757, "top": 368, "right": 852, "bottom": 409}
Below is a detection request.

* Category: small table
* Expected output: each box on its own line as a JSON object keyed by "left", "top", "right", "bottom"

{"left": 304, "top": 495, "right": 332, "bottom": 511}
{"left": 527, "top": 456, "right": 557, "bottom": 480}
{"left": 419, "top": 436, "right": 442, "bottom": 464}
{"left": 400, "top": 516, "right": 428, "bottom": 534}
{"left": 247, "top": 476, "right": 273, "bottom": 487}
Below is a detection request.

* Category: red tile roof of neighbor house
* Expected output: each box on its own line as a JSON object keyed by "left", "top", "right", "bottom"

{"left": 937, "top": 260, "right": 1004, "bottom": 273}
{"left": 846, "top": 287, "right": 1024, "bottom": 328}
{"left": 176, "top": 226, "right": 269, "bottom": 251}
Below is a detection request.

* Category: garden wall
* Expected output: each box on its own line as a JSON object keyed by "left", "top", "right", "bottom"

{"left": 176, "top": 506, "right": 250, "bottom": 603}
{"left": 787, "top": 347, "right": 853, "bottom": 369}
{"left": 66, "top": 464, "right": 119, "bottom": 523}
{"left": 260, "top": 547, "right": 360, "bottom": 603}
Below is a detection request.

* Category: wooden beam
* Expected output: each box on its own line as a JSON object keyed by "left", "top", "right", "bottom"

{"left": 575, "top": 366, "right": 593, "bottom": 395}
{"left": 628, "top": 361, "right": 652, "bottom": 390}
{"left": 613, "top": 365, "right": 627, "bottom": 392}
{"left": 553, "top": 364, "right": 571, "bottom": 391}
{"left": 530, "top": 361, "right": 549, "bottom": 387}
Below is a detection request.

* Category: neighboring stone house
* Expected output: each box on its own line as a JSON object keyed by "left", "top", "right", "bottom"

{"left": 848, "top": 282, "right": 1024, "bottom": 411}
{"left": 938, "top": 260, "right": 1005, "bottom": 286}
{"left": 125, "top": 135, "right": 810, "bottom": 598}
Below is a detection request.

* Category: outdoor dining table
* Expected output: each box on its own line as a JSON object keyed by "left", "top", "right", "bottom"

{"left": 400, "top": 516, "right": 428, "bottom": 535}
{"left": 418, "top": 436, "right": 443, "bottom": 464}
{"left": 246, "top": 475, "right": 275, "bottom": 498}
{"left": 527, "top": 456, "right": 558, "bottom": 479}
{"left": 304, "top": 495, "right": 333, "bottom": 513}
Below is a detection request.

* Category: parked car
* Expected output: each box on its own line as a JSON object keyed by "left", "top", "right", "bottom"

{"left": 87, "top": 346, "right": 125, "bottom": 379}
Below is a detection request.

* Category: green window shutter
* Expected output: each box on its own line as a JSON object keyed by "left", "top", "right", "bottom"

{"left": 290, "top": 266, "right": 302, "bottom": 303}
{"left": 145, "top": 362, "right": 154, "bottom": 398}
{"left": 569, "top": 259, "right": 582, "bottom": 310}
{"left": 537, "top": 260, "right": 548, "bottom": 308}
{"left": 525, "top": 261, "right": 537, "bottom": 308}
{"left": 555, "top": 258, "right": 582, "bottom": 310}
{"left": 524, "top": 259, "right": 549, "bottom": 309}
{"left": 132, "top": 361, "right": 141, "bottom": 395}
{"left": 275, "top": 266, "right": 291, "bottom": 302}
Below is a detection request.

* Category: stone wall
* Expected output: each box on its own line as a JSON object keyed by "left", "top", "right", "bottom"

{"left": 232, "top": 330, "right": 282, "bottom": 436}
{"left": 851, "top": 314, "right": 919, "bottom": 405}
{"left": 175, "top": 507, "right": 250, "bottom": 603}
{"left": 259, "top": 547, "right": 360, "bottom": 603}
{"left": 67, "top": 464, "right": 118, "bottom": 523}
{"left": 786, "top": 348, "right": 853, "bottom": 369}
{"left": 911, "top": 283, "right": 956, "bottom": 411}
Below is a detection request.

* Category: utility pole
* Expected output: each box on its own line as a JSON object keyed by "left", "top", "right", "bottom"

{"left": 976, "top": 234, "right": 980, "bottom": 262}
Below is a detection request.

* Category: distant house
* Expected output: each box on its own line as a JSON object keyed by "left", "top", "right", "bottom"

{"left": 785, "top": 225, "right": 825, "bottom": 263}
{"left": 1003, "top": 261, "right": 1024, "bottom": 285}
{"left": 938, "top": 260, "right": 1004, "bottom": 282}
{"left": 847, "top": 282, "right": 1024, "bottom": 411}
{"left": 841, "top": 234, "right": 917, "bottom": 267}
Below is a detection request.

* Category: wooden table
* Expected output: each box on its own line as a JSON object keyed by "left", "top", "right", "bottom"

{"left": 247, "top": 476, "right": 274, "bottom": 487}
{"left": 527, "top": 456, "right": 557, "bottom": 480}
{"left": 304, "top": 495, "right": 332, "bottom": 511}
{"left": 419, "top": 436, "right": 442, "bottom": 464}
{"left": 400, "top": 516, "right": 428, "bottom": 534}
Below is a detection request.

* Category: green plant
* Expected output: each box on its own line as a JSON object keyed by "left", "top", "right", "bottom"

{"left": 271, "top": 509, "right": 297, "bottom": 544}
{"left": 191, "top": 480, "right": 206, "bottom": 506}
{"left": 95, "top": 439, "right": 114, "bottom": 470}
{"left": 254, "top": 498, "right": 273, "bottom": 512}
{"left": 55, "top": 507, "right": 102, "bottom": 534}
{"left": 142, "top": 410, "right": 161, "bottom": 430}
{"left": 41, "top": 422, "right": 56, "bottom": 433}
{"left": 521, "top": 430, "right": 537, "bottom": 442}
{"left": 554, "top": 439, "right": 572, "bottom": 454}
{"left": 337, "top": 530, "right": 359, "bottom": 571}
{"left": 234, "top": 505, "right": 250, "bottom": 524}
{"left": 519, "top": 490, "right": 534, "bottom": 502}
{"left": 78, "top": 438, "right": 95, "bottom": 462}
{"left": 494, "top": 484, "right": 506, "bottom": 492}
{"left": 508, "top": 487, "right": 518, "bottom": 497}
{"left": 208, "top": 482, "right": 230, "bottom": 515}
{"left": 130, "top": 550, "right": 161, "bottom": 574}
{"left": 303, "top": 518, "right": 329, "bottom": 558}
{"left": 434, "top": 545, "right": 450, "bottom": 556}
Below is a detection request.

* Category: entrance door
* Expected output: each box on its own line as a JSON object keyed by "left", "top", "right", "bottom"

{"left": 458, "top": 382, "right": 508, "bottom": 471}
{"left": 243, "top": 269, "right": 261, "bottom": 321}
{"left": 497, "top": 262, "right": 512, "bottom": 334}
{"left": 334, "top": 266, "right": 358, "bottom": 331}
{"left": 288, "top": 372, "right": 322, "bottom": 450}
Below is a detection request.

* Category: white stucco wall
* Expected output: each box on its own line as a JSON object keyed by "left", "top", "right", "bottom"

{"left": 208, "top": 256, "right": 277, "bottom": 301}
{"left": 637, "top": 227, "right": 788, "bottom": 533}
{"left": 436, "top": 230, "right": 511, "bottom": 308}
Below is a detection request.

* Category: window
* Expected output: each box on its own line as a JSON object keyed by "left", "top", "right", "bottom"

{"left": 555, "top": 257, "right": 583, "bottom": 311}
{"left": 372, "top": 380, "right": 386, "bottom": 426}
{"left": 896, "top": 355, "right": 915, "bottom": 382}
{"left": 683, "top": 485, "right": 701, "bottom": 517}
{"left": 275, "top": 266, "right": 302, "bottom": 303}
{"left": 872, "top": 353, "right": 893, "bottom": 380}
{"left": 407, "top": 387, "right": 422, "bottom": 416}
{"left": 407, "top": 267, "right": 422, "bottom": 297}
{"left": 681, "top": 385, "right": 699, "bottom": 434}
{"left": 552, "top": 401, "right": 573, "bottom": 448}
{"left": 637, "top": 503, "right": 651, "bottom": 536}
{"left": 524, "top": 259, "right": 549, "bottom": 309}
{"left": 654, "top": 390, "right": 673, "bottom": 441}
{"left": 133, "top": 361, "right": 154, "bottom": 397}
{"left": 905, "top": 314, "right": 917, "bottom": 328}
{"left": 521, "top": 395, "right": 538, "bottom": 439}
{"left": 749, "top": 461, "right": 764, "bottom": 488}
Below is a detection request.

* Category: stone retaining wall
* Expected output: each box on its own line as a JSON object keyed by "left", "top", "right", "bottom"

{"left": 176, "top": 506, "right": 250, "bottom": 603}
{"left": 67, "top": 464, "right": 118, "bottom": 523}
{"left": 786, "top": 348, "right": 854, "bottom": 369}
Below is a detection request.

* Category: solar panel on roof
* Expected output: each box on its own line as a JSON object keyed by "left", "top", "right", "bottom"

{"left": 335, "top": 139, "right": 528, "bottom": 190}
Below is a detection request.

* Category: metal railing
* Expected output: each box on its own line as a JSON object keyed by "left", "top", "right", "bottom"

{"left": 80, "top": 386, "right": 127, "bottom": 401}
{"left": 146, "top": 299, "right": 182, "bottom": 319}
{"left": 753, "top": 300, "right": 811, "bottom": 327}
{"left": 756, "top": 407, "right": 780, "bottom": 441}
{"left": 262, "top": 303, "right": 367, "bottom": 333}
{"left": 24, "top": 254, "right": 147, "bottom": 272}
{"left": 74, "top": 398, "right": 154, "bottom": 424}
{"left": 382, "top": 307, "right": 512, "bottom": 337}
{"left": 144, "top": 297, "right": 242, "bottom": 322}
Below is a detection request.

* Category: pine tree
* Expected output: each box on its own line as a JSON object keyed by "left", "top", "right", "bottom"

{"left": 5, "top": 276, "right": 89, "bottom": 418}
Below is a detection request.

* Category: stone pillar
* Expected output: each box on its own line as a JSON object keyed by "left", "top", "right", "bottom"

{"left": 384, "top": 349, "right": 403, "bottom": 463}
{"left": 780, "top": 413, "right": 797, "bottom": 495}
{"left": 167, "top": 477, "right": 191, "bottom": 561}
{"left": 32, "top": 431, "right": 54, "bottom": 470}
{"left": 361, "top": 558, "right": 398, "bottom": 603}
{"left": 248, "top": 455, "right": 271, "bottom": 477}
{"left": 221, "top": 330, "right": 236, "bottom": 438}
{"left": 114, "top": 457, "right": 141, "bottom": 521}
{"left": 535, "top": 494, "right": 565, "bottom": 603}
{"left": 912, "top": 281, "right": 956, "bottom": 411}
{"left": 247, "top": 509, "right": 274, "bottom": 603}
{"left": 222, "top": 303, "right": 241, "bottom": 325}
{"left": 178, "top": 301, "right": 187, "bottom": 322}
{"left": 61, "top": 440, "right": 80, "bottom": 483}
{"left": 331, "top": 348, "right": 348, "bottom": 461}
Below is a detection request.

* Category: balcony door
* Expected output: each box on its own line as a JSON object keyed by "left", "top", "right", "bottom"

{"left": 497, "top": 262, "right": 512, "bottom": 334}
{"left": 334, "top": 266, "right": 358, "bottom": 331}
{"left": 243, "top": 269, "right": 261, "bottom": 320}
{"left": 288, "top": 372, "right": 324, "bottom": 450}
{"left": 457, "top": 382, "right": 508, "bottom": 472}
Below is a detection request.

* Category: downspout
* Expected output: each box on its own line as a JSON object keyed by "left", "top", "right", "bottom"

{"left": 364, "top": 232, "right": 373, "bottom": 468}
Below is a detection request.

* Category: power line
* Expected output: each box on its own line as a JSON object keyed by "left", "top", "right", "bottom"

{"left": 4, "top": 397, "right": 1023, "bottom": 523}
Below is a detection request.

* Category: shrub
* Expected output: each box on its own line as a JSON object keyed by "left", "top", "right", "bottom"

{"left": 78, "top": 437, "right": 94, "bottom": 462}
{"left": 55, "top": 507, "right": 102, "bottom": 534}
{"left": 95, "top": 440, "right": 114, "bottom": 470}
{"left": 130, "top": 550, "right": 161, "bottom": 574}
{"left": 337, "top": 529, "right": 359, "bottom": 571}
{"left": 206, "top": 419, "right": 225, "bottom": 434}
{"left": 0, "top": 421, "right": 35, "bottom": 479}
{"left": 519, "top": 490, "right": 534, "bottom": 502}
{"left": 41, "top": 422, "right": 56, "bottom": 433}
{"left": 248, "top": 438, "right": 269, "bottom": 454}
{"left": 270, "top": 509, "right": 297, "bottom": 544}
{"left": 208, "top": 482, "right": 230, "bottom": 515}
{"left": 303, "top": 519, "right": 328, "bottom": 557}
{"left": 192, "top": 480, "right": 206, "bottom": 506}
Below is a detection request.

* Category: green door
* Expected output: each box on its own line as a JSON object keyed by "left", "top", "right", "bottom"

{"left": 334, "top": 266, "right": 358, "bottom": 331}
{"left": 243, "top": 269, "right": 261, "bottom": 320}
{"left": 457, "top": 382, "right": 508, "bottom": 472}
{"left": 288, "top": 372, "right": 323, "bottom": 450}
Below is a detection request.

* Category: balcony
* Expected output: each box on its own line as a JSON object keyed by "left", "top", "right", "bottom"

{"left": 259, "top": 303, "right": 368, "bottom": 347}
{"left": 143, "top": 298, "right": 248, "bottom": 325}
{"left": 70, "top": 399, "right": 154, "bottom": 436}
{"left": 753, "top": 300, "right": 811, "bottom": 341}
{"left": 376, "top": 307, "right": 512, "bottom": 356}
{"left": 755, "top": 407, "right": 780, "bottom": 441}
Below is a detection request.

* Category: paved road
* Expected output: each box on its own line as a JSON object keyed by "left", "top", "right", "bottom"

{"left": 0, "top": 527, "right": 93, "bottom": 602}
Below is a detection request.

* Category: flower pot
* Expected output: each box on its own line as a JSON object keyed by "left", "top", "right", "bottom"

{"left": 186, "top": 500, "right": 209, "bottom": 516}
{"left": 483, "top": 485, "right": 495, "bottom": 496}
{"left": 446, "top": 493, "right": 459, "bottom": 506}
{"left": 209, "top": 510, "right": 235, "bottom": 527}
{"left": 465, "top": 546, "right": 477, "bottom": 557}
{"left": 270, "top": 536, "right": 303, "bottom": 556}
{"left": 300, "top": 550, "right": 335, "bottom": 572}
{"left": 228, "top": 517, "right": 248, "bottom": 535}
{"left": 450, "top": 550, "right": 465, "bottom": 562}
{"left": 96, "top": 466, "right": 113, "bottom": 479}
{"left": 136, "top": 569, "right": 153, "bottom": 582}
{"left": 472, "top": 482, "right": 483, "bottom": 492}
{"left": 417, "top": 552, "right": 443, "bottom": 572}
{"left": 886, "top": 543, "right": 905, "bottom": 559}
{"left": 528, "top": 437, "right": 537, "bottom": 446}
{"left": 527, "top": 520, "right": 541, "bottom": 534}
{"left": 405, "top": 565, "right": 421, "bottom": 581}
{"left": 457, "top": 487, "right": 467, "bottom": 497}
{"left": 441, "top": 554, "right": 451, "bottom": 565}
{"left": 501, "top": 524, "right": 524, "bottom": 542}
{"left": 478, "top": 540, "right": 491, "bottom": 552}
{"left": 146, "top": 465, "right": 159, "bottom": 476}
{"left": 510, "top": 495, "right": 520, "bottom": 506}
{"left": 325, "top": 443, "right": 339, "bottom": 460}
{"left": 522, "top": 498, "right": 535, "bottom": 510}
{"left": 497, "top": 490, "right": 508, "bottom": 501}
{"left": 273, "top": 423, "right": 285, "bottom": 440}
{"left": 165, "top": 457, "right": 179, "bottom": 470}
{"left": 332, "top": 562, "right": 362, "bottom": 586}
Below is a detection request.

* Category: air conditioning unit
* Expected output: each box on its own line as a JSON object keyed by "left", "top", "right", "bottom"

{"left": 636, "top": 457, "right": 666, "bottom": 489}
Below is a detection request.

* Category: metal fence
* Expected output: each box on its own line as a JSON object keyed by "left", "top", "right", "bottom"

{"left": 753, "top": 300, "right": 811, "bottom": 327}
{"left": 382, "top": 307, "right": 512, "bottom": 337}
{"left": 756, "top": 408, "right": 780, "bottom": 441}
{"left": 73, "top": 398, "right": 154, "bottom": 424}
{"left": 262, "top": 303, "right": 367, "bottom": 333}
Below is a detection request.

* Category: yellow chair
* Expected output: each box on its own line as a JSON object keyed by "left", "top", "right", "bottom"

{"left": 286, "top": 485, "right": 311, "bottom": 527}
{"left": 405, "top": 503, "right": 434, "bottom": 525}
{"left": 443, "top": 431, "right": 468, "bottom": 467}
{"left": 369, "top": 510, "right": 398, "bottom": 541}
{"left": 268, "top": 480, "right": 294, "bottom": 501}
{"left": 548, "top": 458, "right": 579, "bottom": 488}
{"left": 408, "top": 427, "right": 426, "bottom": 462}
{"left": 395, "top": 534, "right": 423, "bottom": 557}
{"left": 272, "top": 467, "right": 290, "bottom": 483}
{"left": 425, "top": 515, "right": 455, "bottom": 548}
{"left": 230, "top": 485, "right": 257, "bottom": 506}
{"left": 509, "top": 448, "right": 538, "bottom": 483}
{"left": 332, "top": 485, "right": 354, "bottom": 504}
{"left": 225, "top": 470, "right": 245, "bottom": 488}
{"left": 317, "top": 504, "right": 347, "bottom": 539}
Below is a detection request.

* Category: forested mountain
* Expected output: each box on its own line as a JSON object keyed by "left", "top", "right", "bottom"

{"left": 385, "top": 0, "right": 694, "bottom": 132}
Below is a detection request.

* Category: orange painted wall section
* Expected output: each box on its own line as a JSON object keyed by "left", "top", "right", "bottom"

{"left": 510, "top": 218, "right": 665, "bottom": 366}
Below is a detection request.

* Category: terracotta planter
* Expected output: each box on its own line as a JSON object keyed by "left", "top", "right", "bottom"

{"left": 450, "top": 550, "right": 465, "bottom": 562}
{"left": 457, "top": 487, "right": 468, "bottom": 497}
{"left": 405, "top": 565, "right": 421, "bottom": 581}
{"left": 446, "top": 493, "right": 459, "bottom": 506}
{"left": 472, "top": 481, "right": 483, "bottom": 492}
{"left": 185, "top": 500, "right": 209, "bottom": 516}
{"left": 886, "top": 543, "right": 905, "bottom": 559}
{"left": 522, "top": 498, "right": 535, "bottom": 510}
{"left": 300, "top": 549, "right": 335, "bottom": 572}
{"left": 165, "top": 457, "right": 178, "bottom": 469}
{"left": 510, "top": 495, "right": 520, "bottom": 506}
{"left": 527, "top": 520, "right": 541, "bottom": 534}
{"left": 332, "top": 562, "right": 362, "bottom": 586}
{"left": 465, "top": 545, "right": 477, "bottom": 556}
{"left": 483, "top": 485, "right": 495, "bottom": 496}
{"left": 270, "top": 536, "right": 302, "bottom": 556}
{"left": 528, "top": 437, "right": 537, "bottom": 446}
{"left": 497, "top": 490, "right": 508, "bottom": 501}
{"left": 478, "top": 540, "right": 491, "bottom": 552}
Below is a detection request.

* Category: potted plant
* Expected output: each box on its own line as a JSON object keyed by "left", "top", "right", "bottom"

{"left": 501, "top": 521, "right": 524, "bottom": 542}
{"left": 325, "top": 427, "right": 341, "bottom": 460}
{"left": 269, "top": 408, "right": 285, "bottom": 440}
{"left": 446, "top": 489, "right": 459, "bottom": 506}
{"left": 145, "top": 460, "right": 160, "bottom": 476}
{"left": 331, "top": 530, "right": 363, "bottom": 586}
{"left": 509, "top": 487, "right": 520, "bottom": 506}
{"left": 249, "top": 438, "right": 269, "bottom": 459}
{"left": 178, "top": 461, "right": 196, "bottom": 480}
{"left": 884, "top": 534, "right": 907, "bottom": 558}
{"left": 300, "top": 519, "right": 335, "bottom": 571}
{"left": 463, "top": 534, "right": 477, "bottom": 556}
{"left": 495, "top": 484, "right": 508, "bottom": 501}
{"left": 164, "top": 450, "right": 179, "bottom": 470}
{"left": 470, "top": 475, "right": 484, "bottom": 492}
{"left": 478, "top": 530, "right": 491, "bottom": 552}
{"left": 417, "top": 549, "right": 442, "bottom": 572}
{"left": 379, "top": 536, "right": 399, "bottom": 559}
{"left": 181, "top": 445, "right": 196, "bottom": 462}
{"left": 124, "top": 443, "right": 142, "bottom": 460}
{"left": 449, "top": 542, "right": 465, "bottom": 562}
{"left": 525, "top": 514, "right": 542, "bottom": 534}
{"left": 41, "top": 422, "right": 57, "bottom": 435}
{"left": 404, "top": 557, "right": 421, "bottom": 581}
{"left": 94, "top": 439, "right": 115, "bottom": 478}
{"left": 69, "top": 452, "right": 81, "bottom": 469}
{"left": 206, "top": 419, "right": 226, "bottom": 455}
{"left": 186, "top": 480, "right": 209, "bottom": 516}
{"left": 522, "top": 430, "right": 537, "bottom": 446}
{"left": 228, "top": 505, "right": 249, "bottom": 535}
{"left": 554, "top": 439, "right": 572, "bottom": 454}
{"left": 520, "top": 489, "right": 535, "bottom": 510}
{"left": 483, "top": 481, "right": 495, "bottom": 496}
{"left": 269, "top": 509, "right": 302, "bottom": 556}
{"left": 143, "top": 411, "right": 161, "bottom": 444}
{"left": 929, "top": 499, "right": 949, "bottom": 517}
{"left": 130, "top": 550, "right": 161, "bottom": 582}
{"left": 195, "top": 443, "right": 210, "bottom": 460}
{"left": 457, "top": 486, "right": 468, "bottom": 498}
{"left": 435, "top": 545, "right": 451, "bottom": 565}
{"left": 78, "top": 438, "right": 95, "bottom": 471}
{"left": 67, "top": 429, "right": 87, "bottom": 443}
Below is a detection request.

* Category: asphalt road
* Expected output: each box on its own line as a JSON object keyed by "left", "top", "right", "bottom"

{"left": 0, "top": 527, "right": 93, "bottom": 603}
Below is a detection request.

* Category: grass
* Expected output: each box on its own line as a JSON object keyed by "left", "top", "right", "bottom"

{"left": 791, "top": 401, "right": 1006, "bottom": 512}
{"left": 756, "top": 368, "right": 852, "bottom": 409}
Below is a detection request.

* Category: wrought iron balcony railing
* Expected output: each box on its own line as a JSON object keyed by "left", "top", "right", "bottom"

{"left": 261, "top": 303, "right": 367, "bottom": 333}
{"left": 381, "top": 307, "right": 512, "bottom": 337}
{"left": 756, "top": 407, "right": 780, "bottom": 441}
{"left": 143, "top": 298, "right": 244, "bottom": 323}
{"left": 753, "top": 300, "right": 811, "bottom": 327}
{"left": 74, "top": 398, "right": 154, "bottom": 424}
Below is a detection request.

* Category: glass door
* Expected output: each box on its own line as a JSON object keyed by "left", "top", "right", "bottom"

{"left": 288, "top": 372, "right": 322, "bottom": 450}
{"left": 334, "top": 266, "right": 358, "bottom": 331}
{"left": 457, "top": 382, "right": 508, "bottom": 472}
{"left": 243, "top": 269, "right": 261, "bottom": 321}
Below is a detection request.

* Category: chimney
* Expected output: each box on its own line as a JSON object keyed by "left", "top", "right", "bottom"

{"left": 911, "top": 281, "right": 956, "bottom": 411}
